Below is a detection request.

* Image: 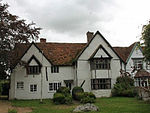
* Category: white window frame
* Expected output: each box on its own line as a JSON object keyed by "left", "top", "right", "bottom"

{"left": 49, "top": 82, "right": 61, "bottom": 91}
{"left": 30, "top": 84, "right": 37, "bottom": 93}
{"left": 27, "top": 66, "right": 41, "bottom": 75}
{"left": 17, "top": 82, "right": 24, "bottom": 90}
{"left": 133, "top": 58, "right": 143, "bottom": 69}
{"left": 91, "top": 59, "right": 111, "bottom": 70}
{"left": 91, "top": 78, "right": 111, "bottom": 90}
{"left": 146, "top": 61, "right": 150, "bottom": 70}
{"left": 51, "top": 66, "right": 59, "bottom": 73}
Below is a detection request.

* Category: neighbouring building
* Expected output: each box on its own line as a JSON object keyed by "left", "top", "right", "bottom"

{"left": 113, "top": 42, "right": 150, "bottom": 88}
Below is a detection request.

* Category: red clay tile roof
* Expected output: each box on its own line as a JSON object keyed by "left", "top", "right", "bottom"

{"left": 113, "top": 42, "right": 136, "bottom": 63}
{"left": 10, "top": 42, "right": 86, "bottom": 68}
{"left": 134, "top": 69, "right": 150, "bottom": 78}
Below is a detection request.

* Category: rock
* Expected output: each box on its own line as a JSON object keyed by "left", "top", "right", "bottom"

{"left": 73, "top": 103, "right": 99, "bottom": 112}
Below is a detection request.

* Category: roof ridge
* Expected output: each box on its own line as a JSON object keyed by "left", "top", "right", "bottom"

{"left": 35, "top": 42, "right": 87, "bottom": 44}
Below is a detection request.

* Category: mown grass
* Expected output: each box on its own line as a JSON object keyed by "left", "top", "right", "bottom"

{"left": 11, "top": 97, "right": 150, "bottom": 113}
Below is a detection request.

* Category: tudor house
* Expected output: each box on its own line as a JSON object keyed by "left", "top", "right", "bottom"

{"left": 113, "top": 43, "right": 150, "bottom": 88}
{"left": 9, "top": 31, "right": 124, "bottom": 99}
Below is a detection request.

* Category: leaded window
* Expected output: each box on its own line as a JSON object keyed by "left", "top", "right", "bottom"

{"left": 91, "top": 59, "right": 110, "bottom": 70}
{"left": 91, "top": 78, "right": 111, "bottom": 90}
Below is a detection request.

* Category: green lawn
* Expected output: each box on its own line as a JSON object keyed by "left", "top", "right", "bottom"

{"left": 11, "top": 97, "right": 150, "bottom": 113}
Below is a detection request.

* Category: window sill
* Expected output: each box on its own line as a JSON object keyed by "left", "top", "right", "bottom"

{"left": 48, "top": 91, "right": 56, "bottom": 93}
{"left": 29, "top": 92, "right": 38, "bottom": 94}
{"left": 91, "top": 89, "right": 111, "bottom": 90}
{"left": 92, "top": 69, "right": 111, "bottom": 70}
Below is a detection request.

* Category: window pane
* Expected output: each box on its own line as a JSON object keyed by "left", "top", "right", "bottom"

{"left": 27, "top": 66, "right": 40, "bottom": 74}
{"left": 30, "top": 84, "right": 37, "bottom": 92}
{"left": 17, "top": 82, "right": 24, "bottom": 89}
{"left": 49, "top": 83, "right": 53, "bottom": 91}
{"left": 91, "top": 78, "right": 111, "bottom": 90}
{"left": 91, "top": 59, "right": 111, "bottom": 70}
{"left": 51, "top": 66, "right": 59, "bottom": 73}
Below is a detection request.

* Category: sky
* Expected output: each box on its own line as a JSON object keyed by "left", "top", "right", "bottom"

{"left": 2, "top": 0, "right": 150, "bottom": 46}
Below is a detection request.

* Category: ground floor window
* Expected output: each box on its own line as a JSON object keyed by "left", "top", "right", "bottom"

{"left": 146, "top": 61, "right": 150, "bottom": 70}
{"left": 30, "top": 84, "right": 37, "bottom": 92}
{"left": 17, "top": 82, "right": 24, "bottom": 90}
{"left": 135, "top": 78, "right": 150, "bottom": 87}
{"left": 91, "top": 78, "right": 111, "bottom": 90}
{"left": 66, "top": 82, "right": 72, "bottom": 90}
{"left": 49, "top": 82, "right": 61, "bottom": 91}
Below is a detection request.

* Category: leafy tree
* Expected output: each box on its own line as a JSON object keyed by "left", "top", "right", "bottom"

{"left": 141, "top": 22, "right": 150, "bottom": 61}
{"left": 0, "top": 2, "right": 41, "bottom": 79}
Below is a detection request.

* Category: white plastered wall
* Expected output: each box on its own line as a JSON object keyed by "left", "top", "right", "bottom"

{"left": 126, "top": 45, "right": 149, "bottom": 76}
{"left": 9, "top": 44, "right": 75, "bottom": 99}
{"left": 77, "top": 34, "right": 121, "bottom": 97}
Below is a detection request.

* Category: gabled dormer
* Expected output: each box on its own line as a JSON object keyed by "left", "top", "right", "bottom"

{"left": 26, "top": 55, "right": 42, "bottom": 75}
{"left": 89, "top": 45, "right": 112, "bottom": 70}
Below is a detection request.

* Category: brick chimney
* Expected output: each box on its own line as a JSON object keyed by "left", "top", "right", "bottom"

{"left": 86, "top": 31, "right": 94, "bottom": 43}
{"left": 40, "top": 38, "right": 46, "bottom": 43}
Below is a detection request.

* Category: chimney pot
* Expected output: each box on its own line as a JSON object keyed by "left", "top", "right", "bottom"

{"left": 86, "top": 31, "right": 94, "bottom": 43}
{"left": 40, "top": 38, "right": 46, "bottom": 43}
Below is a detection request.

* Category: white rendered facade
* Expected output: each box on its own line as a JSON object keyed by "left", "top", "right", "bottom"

{"left": 9, "top": 31, "right": 122, "bottom": 99}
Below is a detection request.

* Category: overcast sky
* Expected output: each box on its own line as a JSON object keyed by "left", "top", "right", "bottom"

{"left": 2, "top": 0, "right": 150, "bottom": 46}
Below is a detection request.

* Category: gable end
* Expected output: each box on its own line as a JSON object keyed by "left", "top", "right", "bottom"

{"left": 89, "top": 45, "right": 112, "bottom": 60}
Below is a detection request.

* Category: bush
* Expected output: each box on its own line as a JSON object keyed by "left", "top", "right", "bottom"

{"left": 72, "top": 87, "right": 84, "bottom": 100}
{"left": 56, "top": 86, "right": 70, "bottom": 95}
{"left": 84, "top": 92, "right": 96, "bottom": 99}
{"left": 0, "top": 81, "right": 9, "bottom": 96}
{"left": 80, "top": 96, "right": 95, "bottom": 104}
{"left": 2, "top": 82, "right": 9, "bottom": 95}
{"left": 65, "top": 94, "right": 72, "bottom": 104}
{"left": 53, "top": 86, "right": 72, "bottom": 104}
{"left": 8, "top": 109, "right": 17, "bottom": 113}
{"left": 112, "top": 76, "right": 137, "bottom": 97}
{"left": 75, "top": 92, "right": 96, "bottom": 103}
{"left": 75, "top": 92, "right": 85, "bottom": 101}
{"left": 0, "top": 82, "right": 3, "bottom": 95}
{"left": 53, "top": 93, "right": 65, "bottom": 104}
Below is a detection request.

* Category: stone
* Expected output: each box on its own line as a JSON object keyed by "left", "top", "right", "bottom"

{"left": 73, "top": 103, "right": 99, "bottom": 112}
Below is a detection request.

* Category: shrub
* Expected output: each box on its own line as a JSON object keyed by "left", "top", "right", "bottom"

{"left": 0, "top": 82, "right": 3, "bottom": 95}
{"left": 75, "top": 92, "right": 96, "bottom": 103}
{"left": 53, "top": 87, "right": 72, "bottom": 105}
{"left": 112, "top": 76, "right": 137, "bottom": 97}
{"left": 80, "top": 96, "right": 95, "bottom": 104}
{"left": 8, "top": 109, "right": 17, "bottom": 113}
{"left": 56, "top": 86, "right": 70, "bottom": 95}
{"left": 65, "top": 94, "right": 72, "bottom": 104}
{"left": 84, "top": 92, "right": 96, "bottom": 99}
{"left": 72, "top": 87, "right": 84, "bottom": 100}
{"left": 2, "top": 82, "right": 9, "bottom": 95}
{"left": 75, "top": 92, "right": 85, "bottom": 101}
{"left": 53, "top": 93, "right": 65, "bottom": 104}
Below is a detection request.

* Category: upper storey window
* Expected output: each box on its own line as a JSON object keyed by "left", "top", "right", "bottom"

{"left": 51, "top": 66, "right": 59, "bottom": 73}
{"left": 91, "top": 59, "right": 111, "bottom": 70}
{"left": 27, "top": 66, "right": 41, "bottom": 74}
{"left": 132, "top": 58, "right": 143, "bottom": 70}
{"left": 26, "top": 55, "right": 42, "bottom": 75}
{"left": 89, "top": 45, "right": 112, "bottom": 70}
{"left": 146, "top": 61, "right": 150, "bottom": 70}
